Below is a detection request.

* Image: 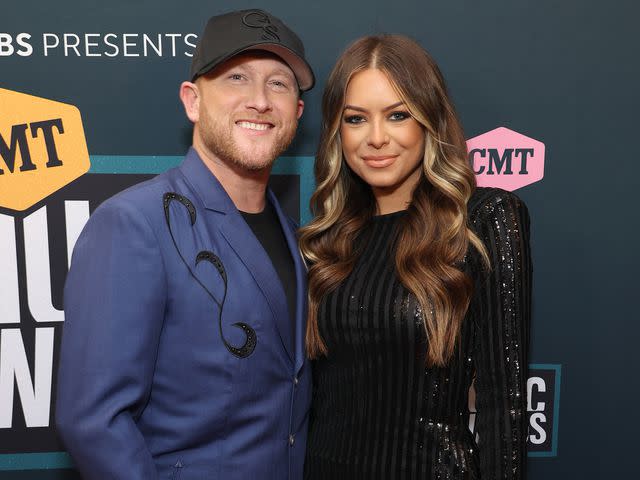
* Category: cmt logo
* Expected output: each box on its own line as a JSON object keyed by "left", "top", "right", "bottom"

{"left": 0, "top": 88, "right": 89, "bottom": 211}
{"left": 467, "top": 127, "right": 545, "bottom": 191}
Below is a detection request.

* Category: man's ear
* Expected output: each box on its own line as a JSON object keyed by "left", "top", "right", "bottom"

{"left": 297, "top": 98, "right": 304, "bottom": 120}
{"left": 179, "top": 81, "right": 200, "bottom": 123}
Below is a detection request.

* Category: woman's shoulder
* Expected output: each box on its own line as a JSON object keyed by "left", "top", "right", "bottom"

{"left": 467, "top": 187, "right": 528, "bottom": 224}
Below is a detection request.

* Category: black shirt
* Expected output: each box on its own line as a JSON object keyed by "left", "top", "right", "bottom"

{"left": 241, "top": 201, "right": 297, "bottom": 326}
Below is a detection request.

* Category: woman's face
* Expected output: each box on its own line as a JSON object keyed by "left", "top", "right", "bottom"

{"left": 340, "top": 68, "right": 426, "bottom": 214}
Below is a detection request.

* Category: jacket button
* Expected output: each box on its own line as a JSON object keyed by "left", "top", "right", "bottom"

{"left": 293, "top": 376, "right": 299, "bottom": 386}
{"left": 289, "top": 434, "right": 295, "bottom": 446}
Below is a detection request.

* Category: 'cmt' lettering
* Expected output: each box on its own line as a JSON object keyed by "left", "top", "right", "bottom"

{"left": 470, "top": 148, "right": 533, "bottom": 175}
{"left": 0, "top": 119, "right": 65, "bottom": 175}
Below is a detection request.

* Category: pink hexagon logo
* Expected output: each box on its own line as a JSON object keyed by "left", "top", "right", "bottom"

{"left": 466, "top": 127, "right": 545, "bottom": 191}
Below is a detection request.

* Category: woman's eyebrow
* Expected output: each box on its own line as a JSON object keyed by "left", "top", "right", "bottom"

{"left": 343, "top": 101, "right": 405, "bottom": 113}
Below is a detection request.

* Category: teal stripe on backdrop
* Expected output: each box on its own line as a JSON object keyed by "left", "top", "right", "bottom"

{"left": 0, "top": 452, "right": 73, "bottom": 471}
{"left": 89, "top": 155, "right": 316, "bottom": 225}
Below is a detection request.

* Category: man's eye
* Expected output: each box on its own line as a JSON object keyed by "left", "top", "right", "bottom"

{"left": 270, "top": 80, "right": 289, "bottom": 89}
{"left": 229, "top": 73, "right": 245, "bottom": 81}
{"left": 344, "top": 115, "right": 365, "bottom": 124}
{"left": 389, "top": 111, "right": 410, "bottom": 121}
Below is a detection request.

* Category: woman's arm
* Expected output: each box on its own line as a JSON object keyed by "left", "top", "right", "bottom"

{"left": 472, "top": 188, "right": 532, "bottom": 480}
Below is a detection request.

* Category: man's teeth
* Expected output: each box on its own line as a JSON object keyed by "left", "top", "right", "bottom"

{"left": 237, "top": 121, "right": 270, "bottom": 131}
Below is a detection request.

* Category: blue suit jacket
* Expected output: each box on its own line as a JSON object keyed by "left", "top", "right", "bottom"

{"left": 57, "top": 148, "right": 311, "bottom": 480}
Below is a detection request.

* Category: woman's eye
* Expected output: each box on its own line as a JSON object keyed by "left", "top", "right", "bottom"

{"left": 344, "top": 115, "right": 365, "bottom": 124}
{"left": 389, "top": 111, "right": 410, "bottom": 121}
{"left": 229, "top": 73, "right": 245, "bottom": 81}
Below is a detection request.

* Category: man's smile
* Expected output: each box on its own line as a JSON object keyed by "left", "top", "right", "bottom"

{"left": 235, "top": 120, "right": 275, "bottom": 132}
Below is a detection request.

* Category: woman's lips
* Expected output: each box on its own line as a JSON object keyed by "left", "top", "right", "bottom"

{"left": 362, "top": 155, "right": 399, "bottom": 168}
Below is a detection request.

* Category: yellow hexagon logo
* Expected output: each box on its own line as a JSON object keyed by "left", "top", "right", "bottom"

{"left": 0, "top": 88, "right": 90, "bottom": 211}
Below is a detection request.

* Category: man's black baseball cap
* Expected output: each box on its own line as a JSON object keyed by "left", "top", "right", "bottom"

{"left": 190, "top": 9, "right": 315, "bottom": 91}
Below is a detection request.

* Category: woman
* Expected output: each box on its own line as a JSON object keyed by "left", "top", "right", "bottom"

{"left": 300, "top": 35, "right": 531, "bottom": 479}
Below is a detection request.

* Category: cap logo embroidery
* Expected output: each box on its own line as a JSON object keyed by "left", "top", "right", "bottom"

{"left": 242, "top": 10, "right": 280, "bottom": 42}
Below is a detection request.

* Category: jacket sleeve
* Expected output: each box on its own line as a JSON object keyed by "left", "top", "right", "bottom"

{"left": 472, "top": 190, "right": 532, "bottom": 480}
{"left": 56, "top": 198, "right": 166, "bottom": 480}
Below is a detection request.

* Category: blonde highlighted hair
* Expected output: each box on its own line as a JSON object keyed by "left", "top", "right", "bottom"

{"left": 299, "top": 35, "right": 489, "bottom": 366}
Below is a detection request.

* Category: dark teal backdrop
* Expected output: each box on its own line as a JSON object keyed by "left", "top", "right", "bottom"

{"left": 1, "top": 1, "right": 638, "bottom": 479}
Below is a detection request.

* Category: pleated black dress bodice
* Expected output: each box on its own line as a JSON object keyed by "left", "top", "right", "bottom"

{"left": 304, "top": 188, "right": 531, "bottom": 480}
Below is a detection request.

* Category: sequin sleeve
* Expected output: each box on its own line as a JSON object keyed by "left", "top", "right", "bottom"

{"left": 470, "top": 189, "right": 532, "bottom": 480}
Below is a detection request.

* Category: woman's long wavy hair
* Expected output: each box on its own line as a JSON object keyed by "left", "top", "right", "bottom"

{"left": 299, "top": 35, "right": 489, "bottom": 366}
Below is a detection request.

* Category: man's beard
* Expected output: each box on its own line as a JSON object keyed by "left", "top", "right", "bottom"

{"left": 199, "top": 112, "right": 297, "bottom": 172}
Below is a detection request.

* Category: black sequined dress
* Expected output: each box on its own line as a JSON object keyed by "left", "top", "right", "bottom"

{"left": 304, "top": 188, "right": 531, "bottom": 479}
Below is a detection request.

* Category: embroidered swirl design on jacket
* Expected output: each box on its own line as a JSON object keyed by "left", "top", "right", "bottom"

{"left": 163, "top": 192, "right": 257, "bottom": 358}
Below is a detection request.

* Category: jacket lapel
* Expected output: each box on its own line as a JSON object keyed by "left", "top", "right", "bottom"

{"left": 268, "top": 190, "right": 308, "bottom": 372}
{"left": 178, "top": 149, "right": 294, "bottom": 363}
{"left": 218, "top": 214, "right": 294, "bottom": 362}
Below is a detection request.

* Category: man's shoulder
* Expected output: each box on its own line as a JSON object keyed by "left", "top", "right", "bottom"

{"left": 113, "top": 167, "right": 181, "bottom": 202}
{"left": 101, "top": 165, "right": 183, "bottom": 209}
{"left": 87, "top": 166, "right": 185, "bottom": 233}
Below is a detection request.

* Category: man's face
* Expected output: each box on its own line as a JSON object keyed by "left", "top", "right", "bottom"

{"left": 193, "top": 52, "right": 304, "bottom": 172}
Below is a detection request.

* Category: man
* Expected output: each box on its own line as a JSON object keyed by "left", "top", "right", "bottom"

{"left": 56, "top": 9, "right": 314, "bottom": 480}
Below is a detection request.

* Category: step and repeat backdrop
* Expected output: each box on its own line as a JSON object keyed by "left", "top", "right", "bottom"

{"left": 1, "top": 1, "right": 637, "bottom": 479}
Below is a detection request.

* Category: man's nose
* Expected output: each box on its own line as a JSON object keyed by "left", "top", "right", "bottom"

{"left": 245, "top": 83, "right": 272, "bottom": 113}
